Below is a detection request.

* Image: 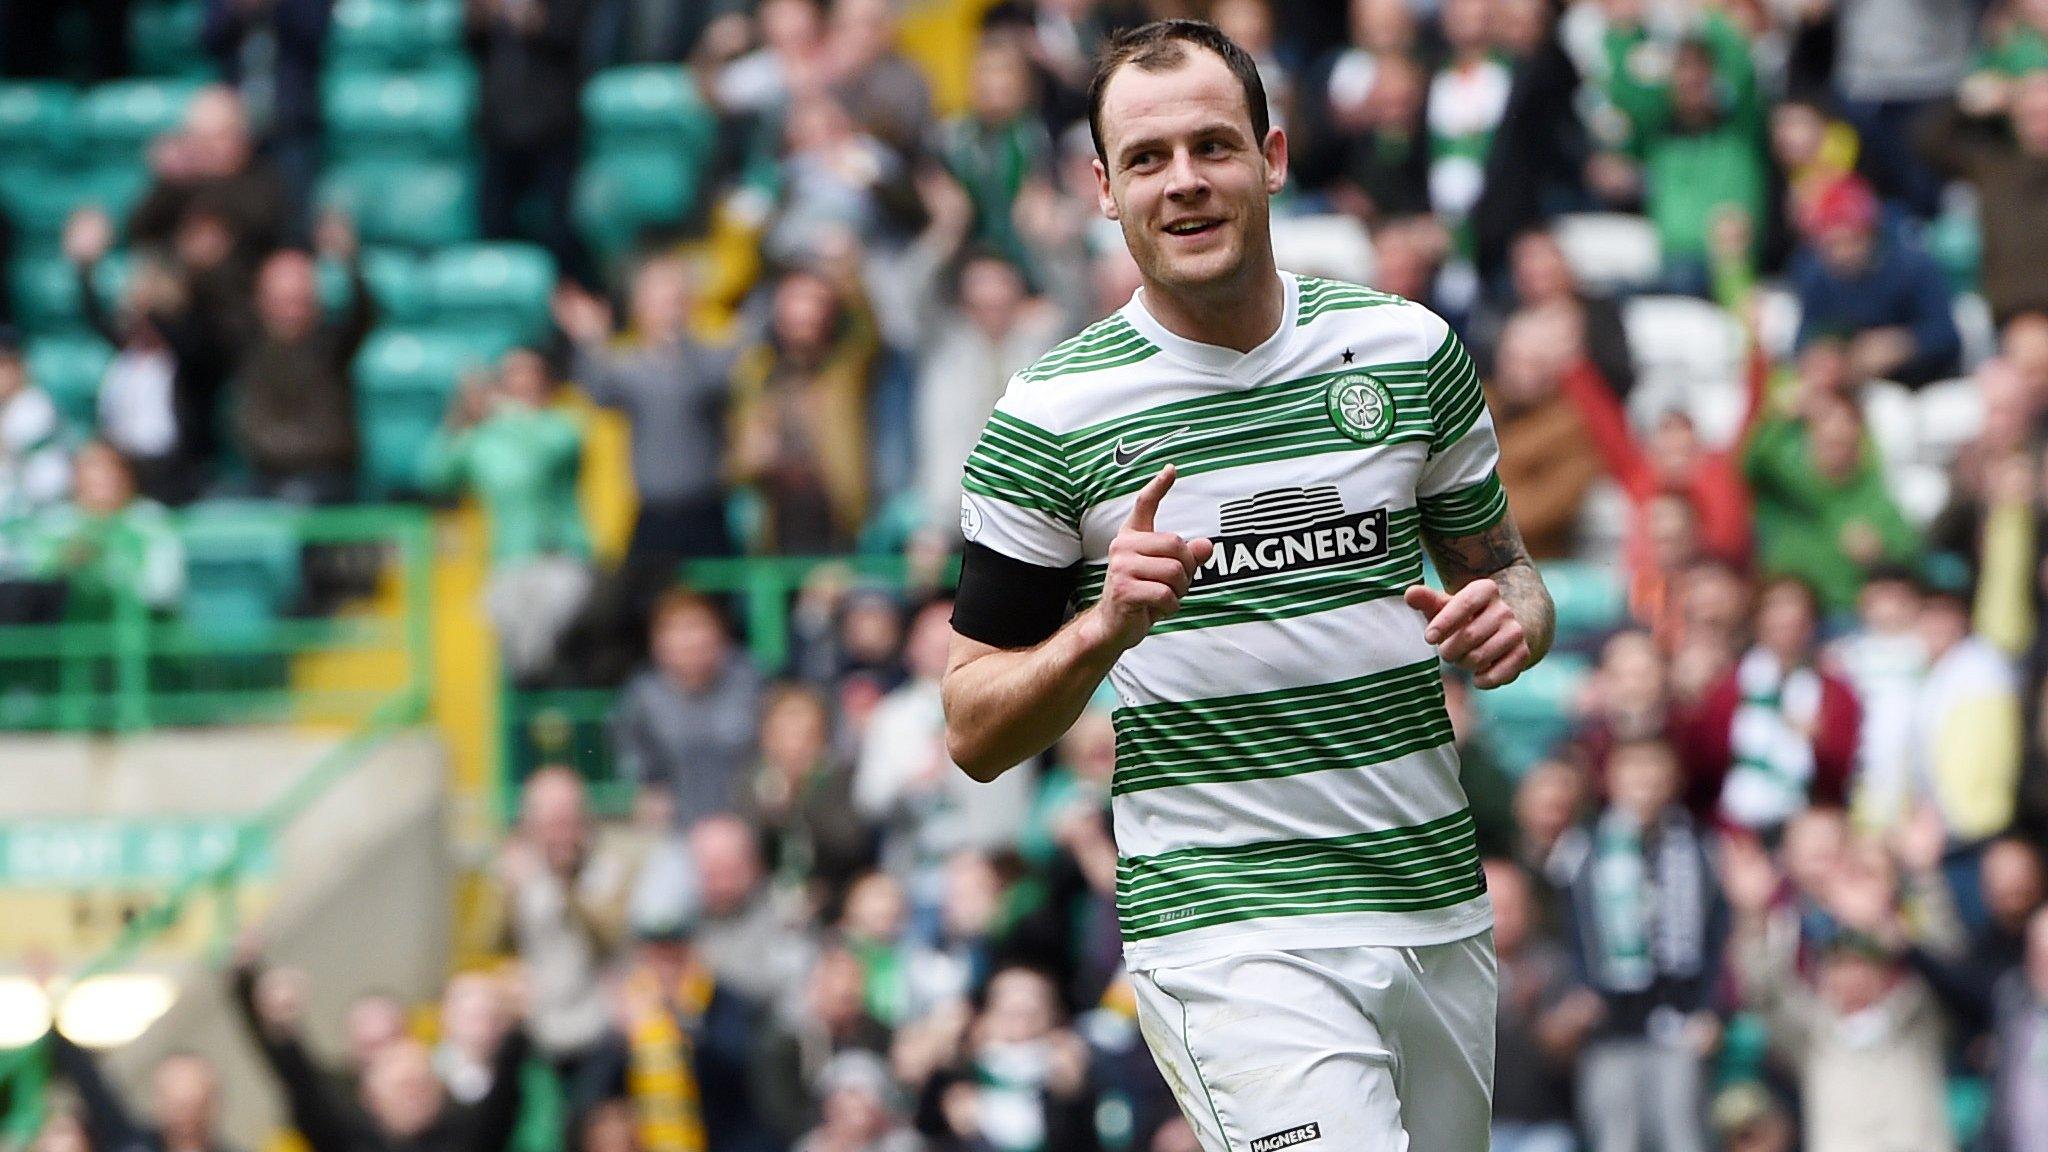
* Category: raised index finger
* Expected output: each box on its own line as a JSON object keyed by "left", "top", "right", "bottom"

{"left": 1421, "top": 578, "right": 1499, "bottom": 643}
{"left": 1124, "top": 465, "right": 1177, "bottom": 533}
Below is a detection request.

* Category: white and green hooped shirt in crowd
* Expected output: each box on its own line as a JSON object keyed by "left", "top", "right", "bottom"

{"left": 958, "top": 271, "right": 1507, "bottom": 969}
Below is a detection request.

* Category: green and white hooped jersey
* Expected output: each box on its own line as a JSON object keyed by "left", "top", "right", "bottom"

{"left": 959, "top": 272, "right": 1505, "bottom": 968}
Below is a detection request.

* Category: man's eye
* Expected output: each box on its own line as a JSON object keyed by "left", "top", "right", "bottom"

{"left": 1200, "top": 140, "right": 1228, "bottom": 155}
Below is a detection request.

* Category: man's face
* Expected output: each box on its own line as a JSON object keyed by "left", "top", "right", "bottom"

{"left": 152, "top": 1057, "right": 218, "bottom": 1139}
{"left": 1093, "top": 49, "right": 1286, "bottom": 303}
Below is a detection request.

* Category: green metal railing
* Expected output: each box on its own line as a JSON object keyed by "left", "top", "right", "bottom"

{"left": 497, "top": 552, "right": 959, "bottom": 820}
{"left": 0, "top": 505, "right": 438, "bottom": 1143}
{"left": 0, "top": 506, "right": 434, "bottom": 731}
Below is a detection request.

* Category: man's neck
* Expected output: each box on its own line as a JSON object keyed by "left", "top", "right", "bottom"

{"left": 1141, "top": 264, "right": 1285, "bottom": 354}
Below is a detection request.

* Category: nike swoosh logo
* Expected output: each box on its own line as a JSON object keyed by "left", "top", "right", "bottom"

{"left": 1112, "top": 426, "right": 1192, "bottom": 466}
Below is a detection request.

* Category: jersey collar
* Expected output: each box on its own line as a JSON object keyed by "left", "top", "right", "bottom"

{"left": 1125, "top": 269, "right": 1299, "bottom": 378}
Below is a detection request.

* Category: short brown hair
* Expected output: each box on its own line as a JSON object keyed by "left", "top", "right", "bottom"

{"left": 1087, "top": 20, "right": 1270, "bottom": 162}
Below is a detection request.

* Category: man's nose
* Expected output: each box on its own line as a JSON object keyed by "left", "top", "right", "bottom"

{"left": 1163, "top": 147, "right": 1208, "bottom": 198}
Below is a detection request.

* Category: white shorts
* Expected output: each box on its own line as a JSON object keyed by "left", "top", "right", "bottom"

{"left": 1130, "top": 932, "right": 1497, "bottom": 1152}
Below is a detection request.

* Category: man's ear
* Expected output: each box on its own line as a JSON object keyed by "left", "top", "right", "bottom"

{"left": 1093, "top": 158, "right": 1120, "bottom": 221}
{"left": 1263, "top": 127, "right": 1289, "bottom": 196}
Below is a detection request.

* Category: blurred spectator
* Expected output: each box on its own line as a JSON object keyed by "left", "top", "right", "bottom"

{"left": 1982, "top": 905, "right": 2048, "bottom": 1151}
{"left": 1919, "top": 72, "right": 2048, "bottom": 325}
{"left": 1677, "top": 577, "right": 1860, "bottom": 833}
{"left": 934, "top": 35, "right": 1056, "bottom": 270}
{"left": 7, "top": 441, "right": 185, "bottom": 621}
{"left": 1905, "top": 563, "right": 2023, "bottom": 906}
{"left": 1293, "top": 0, "right": 1422, "bottom": 209}
{"left": 1422, "top": 0, "right": 1511, "bottom": 298}
{"left": 752, "top": 942, "right": 895, "bottom": 1145}
{"left": 1828, "top": 0, "right": 1972, "bottom": 216}
{"left": 763, "top": 91, "right": 915, "bottom": 268}
{"left": 67, "top": 209, "right": 232, "bottom": 505}
{"left": 202, "top": 0, "right": 332, "bottom": 233}
{"left": 913, "top": 966, "right": 1098, "bottom": 1152}
{"left": 556, "top": 258, "right": 737, "bottom": 567}
{"left": 476, "top": 767, "right": 638, "bottom": 1083}
{"left": 130, "top": 87, "right": 291, "bottom": 280}
{"left": 338, "top": 990, "right": 412, "bottom": 1102}
{"left": 794, "top": 1051, "right": 924, "bottom": 1152}
{"left": 1210, "top": 0, "right": 1289, "bottom": 132}
{"left": 435, "top": 972, "right": 517, "bottom": 1109}
{"left": 743, "top": 681, "right": 876, "bottom": 916}
{"left": 710, "top": 0, "right": 834, "bottom": 118}
{"left": 670, "top": 813, "right": 813, "bottom": 1008}
{"left": 1487, "top": 859, "right": 1597, "bottom": 1152}
{"left": 1594, "top": 22, "right": 1765, "bottom": 294}
{"left": 420, "top": 349, "right": 592, "bottom": 685}
{"left": 1560, "top": 739, "right": 1724, "bottom": 1152}
{"left": 614, "top": 592, "right": 764, "bottom": 829}
{"left": 1514, "top": 759, "right": 1590, "bottom": 890}
{"left": 1722, "top": 833, "right": 1957, "bottom": 1152}
{"left": 1556, "top": 336, "right": 1757, "bottom": 602}
{"left": 236, "top": 955, "right": 532, "bottom": 1152}
{"left": 1826, "top": 565, "right": 1926, "bottom": 830}
{"left": 1742, "top": 368, "right": 1920, "bottom": 614}
{"left": 824, "top": 0, "right": 933, "bottom": 158}
{"left": 1467, "top": 0, "right": 1583, "bottom": 283}
{"left": 0, "top": 330, "right": 71, "bottom": 521}
{"left": 39, "top": 1028, "right": 232, "bottom": 1152}
{"left": 726, "top": 264, "right": 882, "bottom": 552}
{"left": 1476, "top": 230, "right": 1635, "bottom": 398}
{"left": 857, "top": 599, "right": 1032, "bottom": 913}
{"left": 1486, "top": 307, "right": 1603, "bottom": 558}
{"left": 913, "top": 246, "right": 1066, "bottom": 541}
{"left": 466, "top": 0, "right": 595, "bottom": 282}
{"left": 1787, "top": 175, "right": 1961, "bottom": 387}
{"left": 1569, "top": 630, "right": 1674, "bottom": 788}
{"left": 578, "top": 898, "right": 780, "bottom": 1152}
{"left": 231, "top": 214, "right": 376, "bottom": 505}
{"left": 1894, "top": 808, "right": 2044, "bottom": 1054}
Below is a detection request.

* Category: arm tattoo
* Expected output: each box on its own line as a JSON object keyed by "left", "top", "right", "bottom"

{"left": 1423, "top": 517, "right": 1557, "bottom": 664}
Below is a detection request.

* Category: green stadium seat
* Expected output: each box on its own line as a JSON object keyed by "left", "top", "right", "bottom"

{"left": 572, "top": 149, "right": 699, "bottom": 268}
{"left": 25, "top": 336, "right": 113, "bottom": 427}
{"left": 131, "top": 1, "right": 216, "bottom": 80}
{"left": 78, "top": 80, "right": 203, "bottom": 165}
{"left": 318, "top": 161, "right": 479, "bottom": 249}
{"left": 315, "top": 247, "right": 431, "bottom": 324}
{"left": 7, "top": 252, "right": 133, "bottom": 338}
{"left": 178, "top": 502, "right": 303, "bottom": 637}
{"left": 1541, "top": 560, "right": 1629, "bottom": 643}
{"left": 353, "top": 328, "right": 516, "bottom": 495}
{"left": 1471, "top": 651, "right": 1591, "bottom": 777}
{"left": 9, "top": 256, "right": 87, "bottom": 336}
{"left": 0, "top": 84, "right": 79, "bottom": 170}
{"left": 327, "top": 0, "right": 464, "bottom": 72}
{"left": 582, "top": 66, "right": 714, "bottom": 157}
{"left": 322, "top": 69, "right": 475, "bottom": 163}
{"left": 425, "top": 244, "right": 556, "bottom": 343}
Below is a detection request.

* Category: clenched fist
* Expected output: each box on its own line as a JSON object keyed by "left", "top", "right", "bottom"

{"left": 1406, "top": 578, "right": 1531, "bottom": 688}
{"left": 1085, "top": 465, "right": 1213, "bottom": 655}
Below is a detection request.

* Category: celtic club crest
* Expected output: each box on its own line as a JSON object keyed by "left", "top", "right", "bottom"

{"left": 1326, "top": 373, "right": 1396, "bottom": 444}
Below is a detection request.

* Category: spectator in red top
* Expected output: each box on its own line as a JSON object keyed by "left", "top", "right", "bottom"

{"left": 1677, "top": 576, "right": 1860, "bottom": 835}
{"left": 1557, "top": 331, "right": 1764, "bottom": 603}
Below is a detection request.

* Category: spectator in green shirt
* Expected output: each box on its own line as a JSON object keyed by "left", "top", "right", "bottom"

{"left": 14, "top": 440, "right": 185, "bottom": 621}
{"left": 420, "top": 348, "right": 591, "bottom": 684}
{"left": 1742, "top": 344, "right": 1921, "bottom": 615}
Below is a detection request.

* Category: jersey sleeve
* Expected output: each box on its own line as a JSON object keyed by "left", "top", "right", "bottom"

{"left": 1412, "top": 307, "right": 1511, "bottom": 538}
{"left": 957, "top": 389, "right": 1084, "bottom": 567}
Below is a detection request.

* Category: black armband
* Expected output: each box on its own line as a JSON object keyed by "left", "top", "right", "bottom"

{"left": 950, "top": 541, "right": 1080, "bottom": 649}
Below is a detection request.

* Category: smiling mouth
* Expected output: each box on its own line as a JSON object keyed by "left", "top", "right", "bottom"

{"left": 1162, "top": 219, "right": 1223, "bottom": 237}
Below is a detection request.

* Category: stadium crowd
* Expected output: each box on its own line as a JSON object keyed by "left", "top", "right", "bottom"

{"left": 8, "top": 0, "right": 2048, "bottom": 1148}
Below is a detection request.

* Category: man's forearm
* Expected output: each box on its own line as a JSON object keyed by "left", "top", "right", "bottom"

{"left": 1426, "top": 518, "right": 1556, "bottom": 665}
{"left": 943, "top": 611, "right": 1123, "bottom": 782}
